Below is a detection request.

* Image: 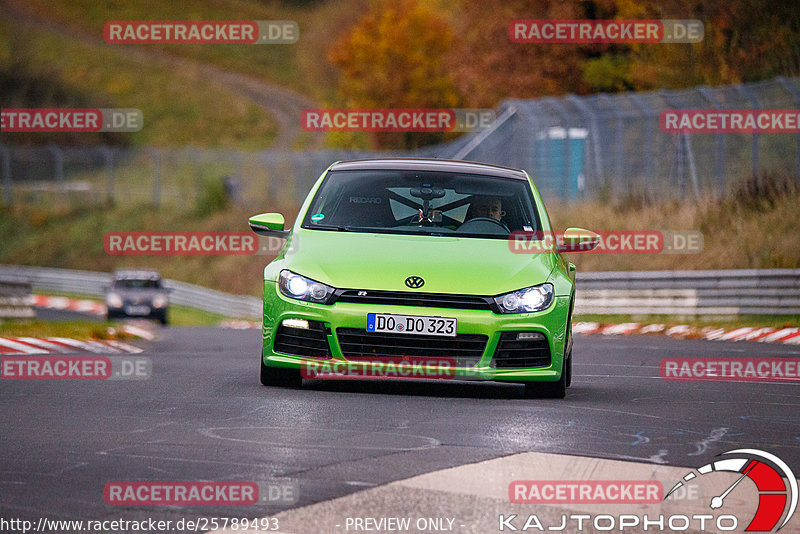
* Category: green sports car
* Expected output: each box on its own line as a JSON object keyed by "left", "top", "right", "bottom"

{"left": 249, "top": 158, "right": 598, "bottom": 398}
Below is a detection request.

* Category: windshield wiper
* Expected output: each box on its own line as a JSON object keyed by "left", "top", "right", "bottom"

{"left": 310, "top": 224, "right": 353, "bottom": 231}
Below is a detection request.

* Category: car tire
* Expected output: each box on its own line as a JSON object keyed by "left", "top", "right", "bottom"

{"left": 564, "top": 346, "right": 572, "bottom": 388}
{"left": 565, "top": 301, "right": 573, "bottom": 388}
{"left": 260, "top": 359, "right": 302, "bottom": 388}
{"left": 524, "top": 353, "right": 568, "bottom": 399}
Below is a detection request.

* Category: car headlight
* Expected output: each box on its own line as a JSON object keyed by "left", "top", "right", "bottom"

{"left": 151, "top": 295, "right": 168, "bottom": 308}
{"left": 278, "top": 270, "right": 335, "bottom": 304}
{"left": 106, "top": 293, "right": 123, "bottom": 308}
{"left": 494, "top": 283, "right": 555, "bottom": 314}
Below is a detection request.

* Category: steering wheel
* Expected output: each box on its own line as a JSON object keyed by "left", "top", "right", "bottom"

{"left": 456, "top": 217, "right": 510, "bottom": 234}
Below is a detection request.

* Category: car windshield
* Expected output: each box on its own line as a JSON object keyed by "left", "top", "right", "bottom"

{"left": 301, "top": 169, "right": 541, "bottom": 239}
{"left": 114, "top": 279, "right": 162, "bottom": 289}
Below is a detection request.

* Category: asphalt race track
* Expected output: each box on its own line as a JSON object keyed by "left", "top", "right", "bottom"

{"left": 1, "top": 327, "right": 799, "bottom": 526}
{"left": 33, "top": 307, "right": 103, "bottom": 322}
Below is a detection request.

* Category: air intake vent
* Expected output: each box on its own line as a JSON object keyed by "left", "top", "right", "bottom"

{"left": 274, "top": 320, "right": 331, "bottom": 358}
{"left": 333, "top": 290, "right": 494, "bottom": 310}
{"left": 336, "top": 328, "right": 487, "bottom": 367}
{"left": 492, "top": 331, "right": 551, "bottom": 368}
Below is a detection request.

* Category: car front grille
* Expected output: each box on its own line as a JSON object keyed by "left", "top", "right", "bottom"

{"left": 274, "top": 320, "right": 331, "bottom": 358}
{"left": 492, "top": 331, "right": 551, "bottom": 368}
{"left": 332, "top": 289, "right": 495, "bottom": 311}
{"left": 336, "top": 328, "right": 487, "bottom": 367}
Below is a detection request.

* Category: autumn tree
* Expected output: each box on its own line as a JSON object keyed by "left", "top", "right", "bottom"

{"left": 327, "top": 0, "right": 799, "bottom": 148}
{"left": 604, "top": 0, "right": 800, "bottom": 89}
{"left": 443, "top": 0, "right": 621, "bottom": 104}
{"left": 444, "top": 0, "right": 800, "bottom": 100}
{"left": 327, "top": 0, "right": 462, "bottom": 149}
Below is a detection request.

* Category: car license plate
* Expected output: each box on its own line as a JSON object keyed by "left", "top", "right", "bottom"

{"left": 366, "top": 313, "right": 456, "bottom": 337}
{"left": 125, "top": 305, "right": 150, "bottom": 315}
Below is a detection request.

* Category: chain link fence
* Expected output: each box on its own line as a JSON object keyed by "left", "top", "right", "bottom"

{"left": 442, "top": 76, "right": 800, "bottom": 201}
{"left": 2, "top": 76, "right": 798, "bottom": 208}
{"left": 0, "top": 146, "right": 388, "bottom": 210}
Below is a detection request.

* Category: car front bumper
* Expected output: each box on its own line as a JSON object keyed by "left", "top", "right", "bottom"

{"left": 107, "top": 304, "right": 166, "bottom": 319}
{"left": 262, "top": 281, "right": 570, "bottom": 383}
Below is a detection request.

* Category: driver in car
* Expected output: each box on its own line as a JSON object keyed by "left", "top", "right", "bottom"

{"left": 469, "top": 195, "right": 504, "bottom": 221}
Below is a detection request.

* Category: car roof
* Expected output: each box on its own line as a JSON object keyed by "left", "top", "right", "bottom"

{"left": 112, "top": 270, "right": 162, "bottom": 280}
{"left": 329, "top": 158, "right": 528, "bottom": 180}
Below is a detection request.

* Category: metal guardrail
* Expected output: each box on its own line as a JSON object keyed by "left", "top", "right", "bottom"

{"left": 0, "top": 275, "right": 35, "bottom": 318}
{"left": 0, "top": 265, "right": 797, "bottom": 318}
{"left": 0, "top": 266, "right": 261, "bottom": 319}
{"left": 575, "top": 269, "right": 800, "bottom": 315}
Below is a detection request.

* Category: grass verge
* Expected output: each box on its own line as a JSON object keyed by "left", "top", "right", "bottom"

{"left": 10, "top": 0, "right": 364, "bottom": 104}
{"left": 0, "top": 16, "right": 277, "bottom": 148}
{"left": 0, "top": 319, "right": 131, "bottom": 340}
{"left": 166, "top": 304, "right": 231, "bottom": 327}
{"left": 548, "top": 176, "right": 800, "bottom": 272}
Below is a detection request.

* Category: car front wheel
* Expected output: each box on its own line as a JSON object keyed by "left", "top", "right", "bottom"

{"left": 524, "top": 347, "right": 569, "bottom": 399}
{"left": 260, "top": 359, "right": 302, "bottom": 388}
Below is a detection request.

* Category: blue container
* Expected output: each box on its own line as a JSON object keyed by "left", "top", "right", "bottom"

{"left": 535, "top": 127, "right": 587, "bottom": 201}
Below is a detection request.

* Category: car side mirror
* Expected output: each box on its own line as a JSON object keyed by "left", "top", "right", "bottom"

{"left": 557, "top": 227, "right": 600, "bottom": 253}
{"left": 249, "top": 213, "right": 290, "bottom": 238}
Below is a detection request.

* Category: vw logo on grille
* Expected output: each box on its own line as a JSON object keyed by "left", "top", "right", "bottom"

{"left": 405, "top": 276, "right": 425, "bottom": 289}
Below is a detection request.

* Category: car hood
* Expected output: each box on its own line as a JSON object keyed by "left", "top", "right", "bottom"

{"left": 278, "top": 229, "right": 557, "bottom": 296}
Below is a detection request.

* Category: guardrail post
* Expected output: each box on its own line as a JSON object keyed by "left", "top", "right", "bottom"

{"left": 599, "top": 94, "right": 624, "bottom": 196}
{"left": 529, "top": 102, "right": 554, "bottom": 194}
{"left": 698, "top": 87, "right": 726, "bottom": 198}
{"left": 543, "top": 98, "right": 572, "bottom": 202}
{"left": 233, "top": 149, "right": 243, "bottom": 184}
{"left": 734, "top": 84, "right": 760, "bottom": 181}
{"left": 629, "top": 94, "right": 655, "bottom": 201}
{"left": 660, "top": 90, "right": 700, "bottom": 199}
{"left": 567, "top": 95, "right": 604, "bottom": 193}
{"left": 292, "top": 154, "right": 304, "bottom": 205}
{"left": 0, "top": 145, "right": 12, "bottom": 206}
{"left": 150, "top": 148, "right": 161, "bottom": 207}
{"left": 0, "top": 277, "right": 35, "bottom": 319}
{"left": 48, "top": 144, "right": 65, "bottom": 194}
{"left": 261, "top": 152, "right": 275, "bottom": 205}
{"left": 777, "top": 77, "right": 800, "bottom": 185}
{"left": 101, "top": 145, "right": 114, "bottom": 204}
{"left": 682, "top": 132, "right": 701, "bottom": 201}
{"left": 185, "top": 146, "right": 202, "bottom": 208}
